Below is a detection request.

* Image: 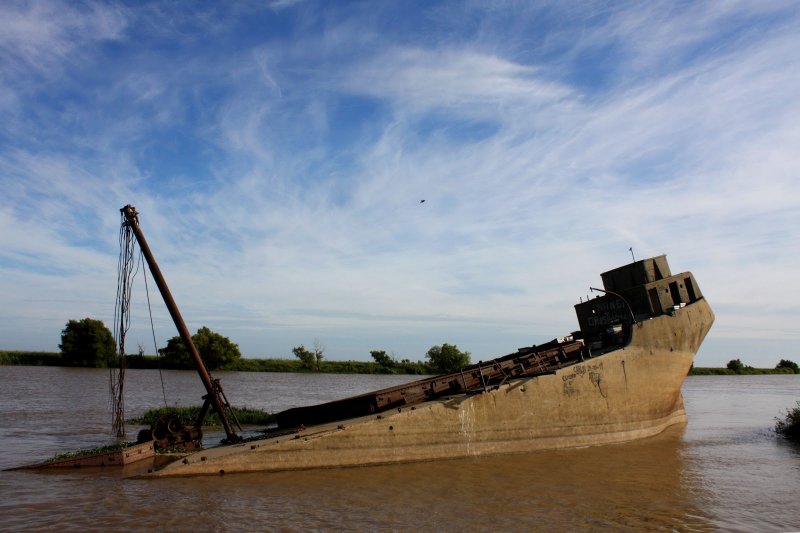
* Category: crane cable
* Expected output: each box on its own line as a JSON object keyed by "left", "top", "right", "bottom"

{"left": 141, "top": 252, "right": 169, "bottom": 408}
{"left": 111, "top": 212, "right": 170, "bottom": 439}
{"left": 111, "top": 214, "right": 137, "bottom": 437}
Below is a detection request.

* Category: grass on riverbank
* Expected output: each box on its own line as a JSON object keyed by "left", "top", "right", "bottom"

{"left": 689, "top": 366, "right": 798, "bottom": 375}
{"left": 127, "top": 405, "right": 275, "bottom": 426}
{"left": 0, "top": 350, "right": 431, "bottom": 374}
{"left": 0, "top": 351, "right": 62, "bottom": 366}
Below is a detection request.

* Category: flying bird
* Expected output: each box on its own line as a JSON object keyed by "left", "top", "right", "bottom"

{"left": 420, "top": 199, "right": 426, "bottom": 203}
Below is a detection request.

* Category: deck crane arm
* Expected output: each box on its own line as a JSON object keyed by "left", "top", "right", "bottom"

{"left": 120, "top": 204, "right": 241, "bottom": 445}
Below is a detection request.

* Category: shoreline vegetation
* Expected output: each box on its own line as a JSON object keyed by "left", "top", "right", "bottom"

{"left": 1, "top": 350, "right": 798, "bottom": 375}
{"left": 687, "top": 366, "right": 799, "bottom": 375}
{"left": 0, "top": 350, "right": 431, "bottom": 374}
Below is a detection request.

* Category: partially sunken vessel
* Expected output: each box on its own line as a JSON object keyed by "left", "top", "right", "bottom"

{"left": 149, "top": 254, "right": 713, "bottom": 477}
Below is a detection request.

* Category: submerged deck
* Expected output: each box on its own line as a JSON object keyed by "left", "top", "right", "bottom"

{"left": 276, "top": 337, "right": 597, "bottom": 428}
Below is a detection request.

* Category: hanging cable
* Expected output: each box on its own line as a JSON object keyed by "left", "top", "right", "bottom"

{"left": 111, "top": 211, "right": 138, "bottom": 438}
{"left": 142, "top": 251, "right": 169, "bottom": 407}
{"left": 111, "top": 209, "right": 170, "bottom": 440}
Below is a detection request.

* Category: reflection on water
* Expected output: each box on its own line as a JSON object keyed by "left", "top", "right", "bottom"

{"left": 0, "top": 368, "right": 798, "bottom": 532}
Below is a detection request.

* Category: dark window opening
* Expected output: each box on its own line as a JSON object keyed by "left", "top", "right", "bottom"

{"left": 648, "top": 288, "right": 662, "bottom": 316}
{"left": 684, "top": 277, "right": 697, "bottom": 302}
{"left": 654, "top": 262, "right": 663, "bottom": 280}
{"left": 669, "top": 281, "right": 682, "bottom": 305}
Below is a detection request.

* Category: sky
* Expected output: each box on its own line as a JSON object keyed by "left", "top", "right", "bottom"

{"left": 1, "top": 0, "right": 798, "bottom": 368}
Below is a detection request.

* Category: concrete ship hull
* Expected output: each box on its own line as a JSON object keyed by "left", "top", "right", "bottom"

{"left": 149, "top": 296, "right": 713, "bottom": 477}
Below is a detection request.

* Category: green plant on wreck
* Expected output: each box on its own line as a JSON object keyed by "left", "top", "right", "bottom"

{"left": 128, "top": 405, "right": 275, "bottom": 427}
{"left": 775, "top": 401, "right": 800, "bottom": 442}
{"left": 48, "top": 442, "right": 135, "bottom": 463}
{"left": 154, "top": 445, "right": 193, "bottom": 455}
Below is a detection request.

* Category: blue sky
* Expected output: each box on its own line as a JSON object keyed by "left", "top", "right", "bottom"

{"left": 1, "top": 1, "right": 798, "bottom": 367}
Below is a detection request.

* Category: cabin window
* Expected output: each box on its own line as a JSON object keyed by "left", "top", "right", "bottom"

{"left": 685, "top": 277, "right": 697, "bottom": 302}
{"left": 648, "top": 288, "right": 662, "bottom": 316}
{"left": 654, "top": 261, "right": 663, "bottom": 280}
{"left": 669, "top": 281, "right": 682, "bottom": 305}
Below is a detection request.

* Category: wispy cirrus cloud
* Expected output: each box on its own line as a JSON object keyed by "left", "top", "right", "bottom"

{"left": 1, "top": 1, "right": 798, "bottom": 365}
{"left": 0, "top": 1, "right": 126, "bottom": 69}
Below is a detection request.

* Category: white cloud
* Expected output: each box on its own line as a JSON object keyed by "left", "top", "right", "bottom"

{"left": 1, "top": 1, "right": 799, "bottom": 367}
{"left": 345, "top": 48, "right": 571, "bottom": 116}
{"left": 0, "top": 1, "right": 127, "bottom": 73}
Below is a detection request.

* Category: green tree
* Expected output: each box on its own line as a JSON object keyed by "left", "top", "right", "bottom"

{"left": 159, "top": 335, "right": 191, "bottom": 368}
{"left": 313, "top": 340, "right": 325, "bottom": 371}
{"left": 59, "top": 318, "right": 116, "bottom": 367}
{"left": 292, "top": 345, "right": 314, "bottom": 369}
{"left": 425, "top": 343, "right": 471, "bottom": 374}
{"left": 293, "top": 340, "right": 324, "bottom": 371}
{"left": 193, "top": 326, "right": 241, "bottom": 369}
{"left": 370, "top": 350, "right": 396, "bottom": 368}
{"left": 776, "top": 359, "right": 799, "bottom": 374}
{"left": 726, "top": 358, "right": 745, "bottom": 374}
{"left": 159, "top": 327, "right": 241, "bottom": 370}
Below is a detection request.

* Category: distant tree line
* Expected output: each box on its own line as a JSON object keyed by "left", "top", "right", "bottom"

{"left": 290, "top": 341, "right": 471, "bottom": 375}
{"left": 10, "top": 316, "right": 472, "bottom": 375}
{"left": 7, "top": 318, "right": 797, "bottom": 378}
{"left": 689, "top": 358, "right": 799, "bottom": 375}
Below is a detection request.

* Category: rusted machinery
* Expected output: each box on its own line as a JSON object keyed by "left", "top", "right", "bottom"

{"left": 138, "top": 415, "right": 203, "bottom": 451}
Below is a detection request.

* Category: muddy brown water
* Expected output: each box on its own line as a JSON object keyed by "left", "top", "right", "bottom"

{"left": 0, "top": 367, "right": 798, "bottom": 532}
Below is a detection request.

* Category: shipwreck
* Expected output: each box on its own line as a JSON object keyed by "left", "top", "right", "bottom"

{"left": 120, "top": 205, "right": 714, "bottom": 476}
